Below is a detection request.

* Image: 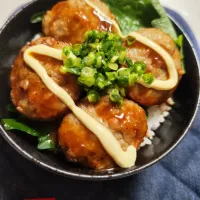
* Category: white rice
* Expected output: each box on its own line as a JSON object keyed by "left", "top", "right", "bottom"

{"left": 140, "top": 97, "right": 175, "bottom": 147}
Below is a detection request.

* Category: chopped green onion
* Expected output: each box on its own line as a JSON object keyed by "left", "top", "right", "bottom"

{"left": 78, "top": 67, "right": 96, "bottom": 87}
{"left": 133, "top": 61, "right": 146, "bottom": 76}
{"left": 85, "top": 30, "right": 99, "bottom": 42}
{"left": 126, "top": 36, "right": 136, "bottom": 46}
{"left": 110, "top": 89, "right": 123, "bottom": 105}
{"left": 89, "top": 43, "right": 102, "bottom": 50}
{"left": 95, "top": 74, "right": 111, "bottom": 89}
{"left": 105, "top": 72, "right": 118, "bottom": 81}
{"left": 87, "top": 90, "right": 100, "bottom": 103}
{"left": 80, "top": 46, "right": 89, "bottom": 57}
{"left": 102, "top": 60, "right": 112, "bottom": 72}
{"left": 117, "top": 76, "right": 129, "bottom": 87}
{"left": 63, "top": 46, "right": 72, "bottom": 56}
{"left": 142, "top": 73, "right": 155, "bottom": 84}
{"left": 102, "top": 40, "right": 114, "bottom": 52}
{"left": 96, "top": 55, "right": 102, "bottom": 68}
{"left": 118, "top": 68, "right": 130, "bottom": 76}
{"left": 107, "top": 32, "right": 116, "bottom": 40}
{"left": 108, "top": 63, "right": 118, "bottom": 71}
{"left": 64, "top": 58, "right": 73, "bottom": 67}
{"left": 64, "top": 57, "right": 81, "bottom": 68}
{"left": 60, "top": 66, "right": 81, "bottom": 75}
{"left": 99, "top": 31, "right": 107, "bottom": 39}
{"left": 60, "top": 66, "right": 68, "bottom": 73}
{"left": 118, "top": 51, "right": 126, "bottom": 64}
{"left": 119, "top": 87, "right": 126, "bottom": 97}
{"left": 83, "top": 52, "right": 96, "bottom": 66}
{"left": 126, "top": 58, "right": 134, "bottom": 67}
{"left": 73, "top": 57, "right": 82, "bottom": 67}
{"left": 72, "top": 44, "right": 82, "bottom": 56}
{"left": 129, "top": 73, "right": 138, "bottom": 86}
{"left": 110, "top": 55, "right": 119, "bottom": 63}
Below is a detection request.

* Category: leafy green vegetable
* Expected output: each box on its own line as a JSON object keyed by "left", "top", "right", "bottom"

{"left": 38, "top": 134, "right": 55, "bottom": 150}
{"left": 2, "top": 118, "right": 56, "bottom": 150}
{"left": 2, "top": 119, "right": 40, "bottom": 137}
{"left": 142, "top": 73, "right": 155, "bottom": 84}
{"left": 30, "top": 12, "right": 46, "bottom": 24}
{"left": 101, "top": 0, "right": 177, "bottom": 40}
{"left": 151, "top": 0, "right": 177, "bottom": 40}
{"left": 176, "top": 34, "right": 185, "bottom": 70}
{"left": 7, "top": 104, "right": 17, "bottom": 113}
{"left": 176, "top": 34, "right": 183, "bottom": 47}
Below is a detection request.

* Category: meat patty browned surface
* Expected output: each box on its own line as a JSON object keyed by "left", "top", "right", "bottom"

{"left": 42, "top": 0, "right": 117, "bottom": 44}
{"left": 126, "top": 28, "right": 184, "bottom": 106}
{"left": 58, "top": 96, "right": 148, "bottom": 170}
{"left": 10, "top": 37, "right": 81, "bottom": 120}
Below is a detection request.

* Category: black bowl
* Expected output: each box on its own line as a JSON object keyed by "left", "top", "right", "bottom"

{"left": 0, "top": 0, "right": 199, "bottom": 180}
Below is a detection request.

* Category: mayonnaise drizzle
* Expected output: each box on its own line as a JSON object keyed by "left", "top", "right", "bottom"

{"left": 85, "top": 0, "right": 179, "bottom": 90}
{"left": 24, "top": 44, "right": 137, "bottom": 168}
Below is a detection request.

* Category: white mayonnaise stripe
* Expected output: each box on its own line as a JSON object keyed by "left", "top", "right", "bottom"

{"left": 128, "top": 32, "right": 178, "bottom": 90}
{"left": 85, "top": 0, "right": 179, "bottom": 91}
{"left": 24, "top": 45, "right": 137, "bottom": 168}
{"left": 26, "top": 45, "right": 63, "bottom": 60}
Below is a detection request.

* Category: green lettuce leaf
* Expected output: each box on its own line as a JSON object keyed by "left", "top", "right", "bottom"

{"left": 151, "top": 0, "right": 177, "bottom": 40}
{"left": 101, "top": 0, "right": 177, "bottom": 40}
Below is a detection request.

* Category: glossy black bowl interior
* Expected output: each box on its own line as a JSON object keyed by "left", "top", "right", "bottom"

{"left": 0, "top": 0, "right": 199, "bottom": 180}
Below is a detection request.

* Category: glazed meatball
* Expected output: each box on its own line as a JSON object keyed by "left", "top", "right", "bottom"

{"left": 58, "top": 96, "right": 147, "bottom": 170}
{"left": 11, "top": 37, "right": 81, "bottom": 120}
{"left": 126, "top": 28, "right": 184, "bottom": 106}
{"left": 42, "top": 0, "right": 116, "bottom": 44}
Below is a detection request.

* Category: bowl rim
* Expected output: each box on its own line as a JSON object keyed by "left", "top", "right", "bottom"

{"left": 0, "top": 0, "right": 200, "bottom": 181}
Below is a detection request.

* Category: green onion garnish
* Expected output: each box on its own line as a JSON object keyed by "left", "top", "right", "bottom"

{"left": 60, "top": 30, "right": 155, "bottom": 105}
{"left": 127, "top": 36, "right": 136, "bottom": 46}
{"left": 110, "top": 89, "right": 123, "bottom": 105}
{"left": 87, "top": 90, "right": 100, "bottom": 103}
{"left": 142, "top": 73, "right": 155, "bottom": 84}
{"left": 129, "top": 73, "right": 138, "bottom": 86}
